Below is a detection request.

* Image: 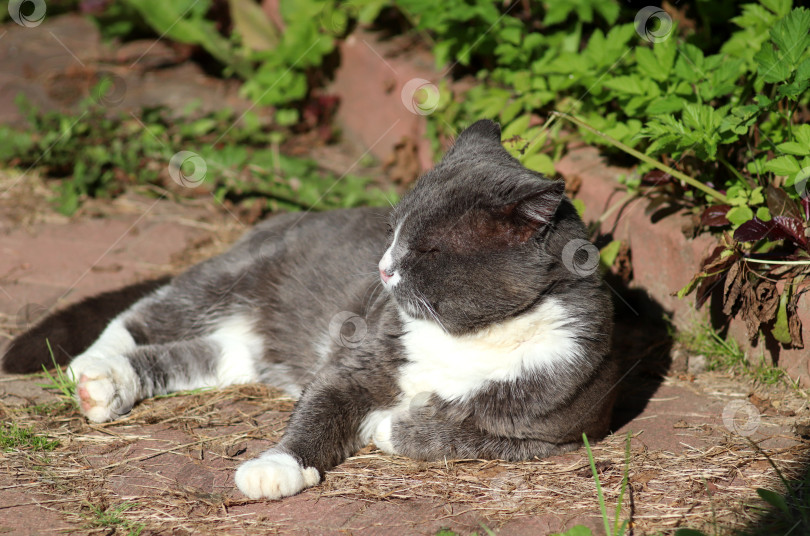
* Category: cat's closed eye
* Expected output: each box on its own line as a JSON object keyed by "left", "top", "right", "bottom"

{"left": 413, "top": 246, "right": 440, "bottom": 255}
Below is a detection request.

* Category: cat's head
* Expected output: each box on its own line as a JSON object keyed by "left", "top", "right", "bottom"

{"left": 379, "top": 119, "right": 590, "bottom": 335}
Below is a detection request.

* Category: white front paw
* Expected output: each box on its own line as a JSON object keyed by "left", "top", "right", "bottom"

{"left": 67, "top": 354, "right": 139, "bottom": 423}
{"left": 372, "top": 415, "right": 397, "bottom": 454}
{"left": 235, "top": 450, "right": 320, "bottom": 500}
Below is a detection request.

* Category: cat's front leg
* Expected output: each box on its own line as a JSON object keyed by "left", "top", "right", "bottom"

{"left": 372, "top": 402, "right": 579, "bottom": 461}
{"left": 235, "top": 373, "right": 396, "bottom": 500}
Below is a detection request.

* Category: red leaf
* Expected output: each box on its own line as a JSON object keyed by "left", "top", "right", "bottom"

{"left": 766, "top": 185, "right": 802, "bottom": 220}
{"left": 734, "top": 217, "right": 777, "bottom": 242}
{"left": 773, "top": 215, "right": 809, "bottom": 249}
{"left": 642, "top": 169, "right": 673, "bottom": 185}
{"left": 701, "top": 205, "right": 731, "bottom": 227}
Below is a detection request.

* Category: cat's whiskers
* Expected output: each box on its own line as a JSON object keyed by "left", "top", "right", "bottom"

{"left": 365, "top": 280, "right": 387, "bottom": 312}
{"left": 414, "top": 289, "right": 447, "bottom": 333}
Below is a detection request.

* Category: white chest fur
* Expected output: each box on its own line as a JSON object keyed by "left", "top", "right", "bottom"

{"left": 397, "top": 297, "right": 581, "bottom": 402}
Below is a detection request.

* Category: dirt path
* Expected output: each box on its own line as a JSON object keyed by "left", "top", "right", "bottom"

{"left": 1, "top": 180, "right": 809, "bottom": 535}
{"left": 1, "top": 13, "right": 809, "bottom": 535}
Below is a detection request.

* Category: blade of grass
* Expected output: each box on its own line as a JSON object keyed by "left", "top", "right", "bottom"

{"left": 583, "top": 433, "right": 611, "bottom": 536}
{"left": 613, "top": 433, "right": 632, "bottom": 535}
{"left": 37, "top": 339, "right": 76, "bottom": 403}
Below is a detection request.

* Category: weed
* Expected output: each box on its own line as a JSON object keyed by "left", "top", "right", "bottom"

{"left": 0, "top": 95, "right": 393, "bottom": 216}
{"left": 554, "top": 433, "right": 632, "bottom": 536}
{"left": 675, "top": 318, "right": 789, "bottom": 386}
{"left": 0, "top": 422, "right": 59, "bottom": 452}
{"left": 36, "top": 340, "right": 77, "bottom": 405}
{"left": 83, "top": 502, "right": 145, "bottom": 536}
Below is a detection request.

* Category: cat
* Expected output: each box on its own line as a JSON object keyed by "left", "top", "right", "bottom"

{"left": 2, "top": 119, "right": 617, "bottom": 500}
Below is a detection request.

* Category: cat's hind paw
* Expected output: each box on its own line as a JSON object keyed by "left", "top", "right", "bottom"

{"left": 235, "top": 450, "right": 320, "bottom": 500}
{"left": 67, "top": 354, "right": 139, "bottom": 423}
{"left": 372, "top": 415, "right": 397, "bottom": 454}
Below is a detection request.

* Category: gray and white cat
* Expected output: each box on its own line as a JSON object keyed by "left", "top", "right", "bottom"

{"left": 3, "top": 120, "right": 617, "bottom": 500}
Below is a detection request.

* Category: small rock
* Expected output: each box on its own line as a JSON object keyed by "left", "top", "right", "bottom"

{"left": 670, "top": 347, "right": 688, "bottom": 374}
{"left": 687, "top": 354, "right": 707, "bottom": 374}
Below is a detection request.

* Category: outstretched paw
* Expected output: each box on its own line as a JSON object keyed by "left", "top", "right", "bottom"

{"left": 235, "top": 450, "right": 320, "bottom": 500}
{"left": 67, "top": 354, "right": 139, "bottom": 423}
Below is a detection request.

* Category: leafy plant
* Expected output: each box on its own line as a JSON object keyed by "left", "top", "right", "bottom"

{"left": 412, "top": 0, "right": 809, "bottom": 351}
{"left": 1, "top": 92, "right": 392, "bottom": 215}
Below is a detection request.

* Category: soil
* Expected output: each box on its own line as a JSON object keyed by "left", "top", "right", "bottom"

{"left": 1, "top": 13, "right": 809, "bottom": 536}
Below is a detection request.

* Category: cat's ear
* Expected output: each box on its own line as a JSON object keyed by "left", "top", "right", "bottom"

{"left": 502, "top": 180, "right": 566, "bottom": 233}
{"left": 448, "top": 120, "right": 503, "bottom": 155}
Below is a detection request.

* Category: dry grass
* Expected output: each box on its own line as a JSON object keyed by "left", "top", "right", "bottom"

{"left": 0, "top": 376, "right": 807, "bottom": 535}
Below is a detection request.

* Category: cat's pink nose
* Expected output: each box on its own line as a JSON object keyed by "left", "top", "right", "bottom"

{"left": 379, "top": 267, "right": 392, "bottom": 283}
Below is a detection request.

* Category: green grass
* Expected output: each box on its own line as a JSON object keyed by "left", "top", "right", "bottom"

{"left": 36, "top": 340, "right": 77, "bottom": 406}
{"left": 552, "top": 434, "right": 632, "bottom": 536}
{"left": 83, "top": 502, "right": 145, "bottom": 536}
{"left": 675, "top": 319, "right": 788, "bottom": 386}
{"left": 0, "top": 423, "right": 59, "bottom": 452}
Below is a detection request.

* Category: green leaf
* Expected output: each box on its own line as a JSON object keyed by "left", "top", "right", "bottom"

{"left": 757, "top": 488, "right": 790, "bottom": 513}
{"left": 761, "top": 0, "right": 792, "bottom": 18}
{"left": 228, "top": 0, "right": 279, "bottom": 51}
{"left": 764, "top": 155, "right": 801, "bottom": 176}
{"left": 794, "top": 124, "right": 810, "bottom": 147}
{"left": 599, "top": 240, "right": 622, "bottom": 271}
{"left": 769, "top": 7, "right": 810, "bottom": 66}
{"left": 522, "top": 153, "right": 555, "bottom": 176}
{"left": 726, "top": 206, "right": 754, "bottom": 225}
{"left": 772, "top": 293, "right": 792, "bottom": 344}
{"left": 674, "top": 530, "right": 711, "bottom": 536}
{"left": 646, "top": 96, "right": 683, "bottom": 115}
{"left": 502, "top": 114, "right": 530, "bottom": 140}
{"left": 603, "top": 76, "right": 645, "bottom": 95}
{"left": 777, "top": 142, "right": 810, "bottom": 156}
{"left": 571, "top": 198, "right": 586, "bottom": 219}
{"left": 636, "top": 47, "right": 669, "bottom": 81}
{"left": 754, "top": 44, "right": 791, "bottom": 83}
{"left": 796, "top": 57, "right": 810, "bottom": 82}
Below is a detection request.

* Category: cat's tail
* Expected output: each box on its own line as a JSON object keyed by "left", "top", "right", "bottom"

{"left": 1, "top": 276, "right": 172, "bottom": 374}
